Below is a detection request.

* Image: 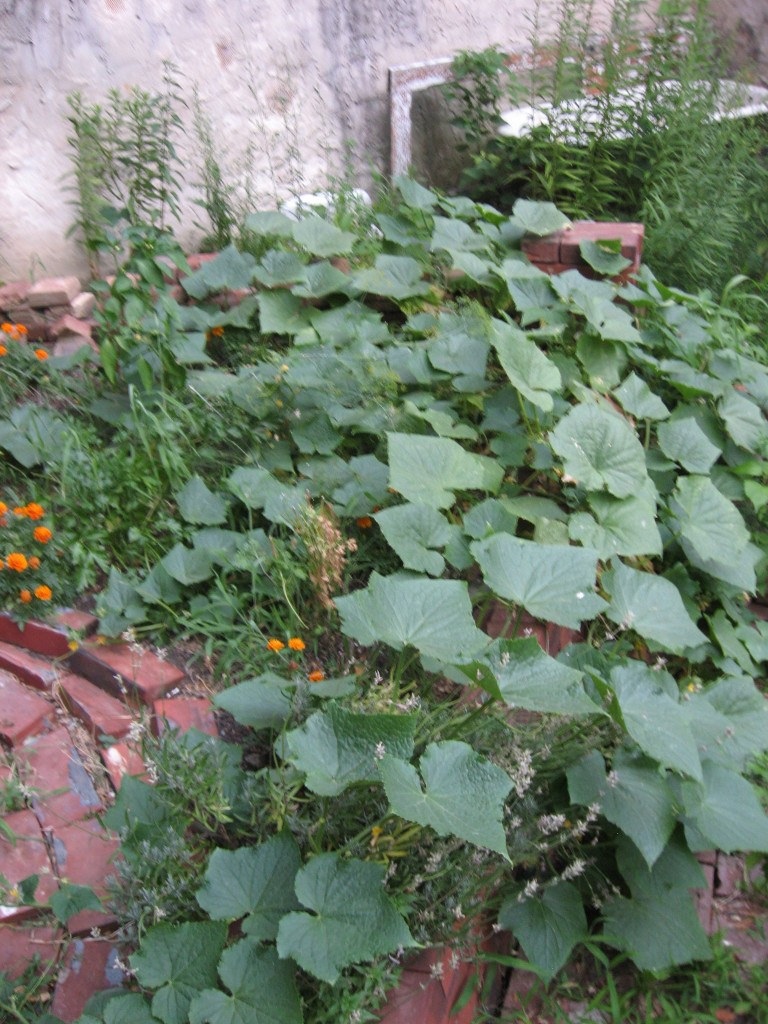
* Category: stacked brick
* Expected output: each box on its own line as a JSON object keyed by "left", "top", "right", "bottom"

{"left": 0, "top": 277, "right": 96, "bottom": 356}
{"left": 522, "top": 220, "right": 645, "bottom": 282}
{"left": 0, "top": 609, "right": 219, "bottom": 1020}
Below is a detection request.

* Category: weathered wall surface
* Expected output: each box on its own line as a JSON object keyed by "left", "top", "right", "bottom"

{"left": 0, "top": 0, "right": 615, "bottom": 280}
{"left": 710, "top": 0, "right": 768, "bottom": 85}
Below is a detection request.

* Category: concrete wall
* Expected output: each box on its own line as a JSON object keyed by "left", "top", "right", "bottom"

{"left": 710, "top": 0, "right": 768, "bottom": 86}
{"left": 0, "top": 0, "right": 618, "bottom": 281}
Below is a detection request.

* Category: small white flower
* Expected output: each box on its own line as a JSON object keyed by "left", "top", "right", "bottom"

{"left": 374, "top": 741, "right": 386, "bottom": 760}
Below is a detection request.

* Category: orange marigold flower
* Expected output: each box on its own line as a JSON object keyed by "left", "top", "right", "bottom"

{"left": 28, "top": 556, "right": 40, "bottom": 569}
{"left": 266, "top": 638, "right": 285, "bottom": 652}
{"left": 0, "top": 345, "right": 7, "bottom": 356}
{"left": 308, "top": 670, "right": 325, "bottom": 682}
{"left": 34, "top": 585, "right": 52, "bottom": 601}
{"left": 288, "top": 637, "right": 305, "bottom": 651}
{"left": 6, "top": 553, "right": 28, "bottom": 572}
{"left": 1, "top": 323, "right": 13, "bottom": 334}
{"left": 210, "top": 326, "right": 225, "bottom": 337}
{"left": 25, "top": 503, "right": 45, "bottom": 520}
{"left": 34, "top": 349, "right": 49, "bottom": 361}
{"left": 0, "top": 502, "right": 7, "bottom": 516}
{"left": 13, "top": 507, "right": 26, "bottom": 517}
{"left": 33, "top": 526, "right": 52, "bottom": 543}
{"left": 16, "top": 325, "right": 28, "bottom": 336}
{"left": 356, "top": 516, "right": 373, "bottom": 529}
{"left": 19, "top": 589, "right": 32, "bottom": 604}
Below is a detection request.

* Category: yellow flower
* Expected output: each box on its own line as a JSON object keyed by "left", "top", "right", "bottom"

{"left": 370, "top": 825, "right": 383, "bottom": 848}
{"left": 34, "top": 585, "right": 52, "bottom": 601}
{"left": 68, "top": 640, "right": 79, "bottom": 652}
{"left": 288, "top": 637, "right": 305, "bottom": 651}
{"left": 6, "top": 553, "right": 28, "bottom": 572}
{"left": 266, "top": 638, "right": 285, "bottom": 652}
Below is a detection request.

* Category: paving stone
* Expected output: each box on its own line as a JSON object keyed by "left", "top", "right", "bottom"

{"left": 0, "top": 809, "right": 56, "bottom": 923}
{"left": 0, "top": 669, "right": 53, "bottom": 745}
{"left": 51, "top": 819, "right": 120, "bottom": 934}
{"left": 0, "top": 279, "right": 30, "bottom": 309}
{"left": 27, "top": 276, "right": 82, "bottom": 309}
{"left": 716, "top": 853, "right": 746, "bottom": 898}
{"left": 48, "top": 314, "right": 92, "bottom": 340}
{"left": 57, "top": 673, "right": 133, "bottom": 740}
{"left": 154, "top": 696, "right": 217, "bottom": 737}
{"left": 70, "top": 292, "right": 96, "bottom": 319}
{"left": 0, "top": 610, "right": 95, "bottom": 658}
{"left": 0, "top": 641, "right": 58, "bottom": 690}
{"left": 69, "top": 644, "right": 185, "bottom": 703}
{"left": 100, "top": 741, "right": 146, "bottom": 790}
{"left": 0, "top": 922, "right": 61, "bottom": 979}
{"left": 52, "top": 937, "right": 127, "bottom": 1022}
{"left": 21, "top": 727, "right": 102, "bottom": 826}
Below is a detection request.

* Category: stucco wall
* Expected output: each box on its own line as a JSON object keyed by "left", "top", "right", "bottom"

{"left": 710, "top": 0, "right": 768, "bottom": 85}
{"left": 0, "top": 0, "right": 617, "bottom": 281}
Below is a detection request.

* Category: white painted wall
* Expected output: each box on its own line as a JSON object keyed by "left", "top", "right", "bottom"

{"left": 0, "top": 0, "right": 620, "bottom": 281}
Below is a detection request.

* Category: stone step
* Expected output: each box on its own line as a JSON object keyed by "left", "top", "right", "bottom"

{"left": 57, "top": 673, "right": 134, "bottom": 740}
{"left": 0, "top": 610, "right": 98, "bottom": 659}
{"left": 0, "top": 641, "right": 59, "bottom": 691}
{"left": 20, "top": 727, "right": 102, "bottom": 827}
{"left": 68, "top": 643, "right": 185, "bottom": 704}
{"left": 0, "top": 669, "right": 53, "bottom": 745}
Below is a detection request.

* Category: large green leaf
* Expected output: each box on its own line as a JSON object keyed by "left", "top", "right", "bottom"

{"left": 244, "top": 211, "right": 294, "bottom": 237}
{"left": 291, "top": 215, "right": 356, "bottom": 257}
{"left": 188, "top": 941, "right": 302, "bottom": 1024}
{"left": 498, "top": 260, "right": 557, "bottom": 313}
{"left": 463, "top": 638, "right": 600, "bottom": 716}
{"left": 719, "top": 390, "right": 767, "bottom": 452}
{"left": 549, "top": 403, "right": 649, "bottom": 498}
{"left": 181, "top": 246, "right": 256, "bottom": 299}
{"left": 603, "top": 561, "right": 707, "bottom": 655}
{"left": 567, "top": 750, "right": 677, "bottom": 867}
{"left": 213, "top": 675, "right": 292, "bottom": 731}
{"left": 701, "top": 675, "right": 768, "bottom": 767}
{"left": 195, "top": 835, "right": 301, "bottom": 940}
{"left": 657, "top": 410, "right": 721, "bottom": 473}
{"left": 499, "top": 883, "right": 587, "bottom": 980}
{"left": 226, "top": 467, "right": 279, "bottom": 510}
{"left": 285, "top": 705, "right": 417, "bottom": 796}
{"left": 610, "top": 664, "right": 702, "bottom": 781}
{"left": 276, "top": 854, "right": 413, "bottom": 983}
{"left": 258, "top": 292, "right": 312, "bottom": 336}
{"left": 579, "top": 239, "right": 631, "bottom": 277}
{"left": 491, "top": 320, "right": 561, "bottom": 411}
{"left": 175, "top": 476, "right": 228, "bottom": 526}
{"left": 379, "top": 741, "right": 512, "bottom": 858}
{"left": 160, "top": 544, "right": 214, "bottom": 585}
{"left": 603, "top": 838, "right": 710, "bottom": 972}
{"left": 568, "top": 482, "right": 662, "bottom": 558}
{"left": 387, "top": 432, "right": 503, "bottom": 508}
{"left": 374, "top": 503, "right": 452, "bottom": 575}
{"left": 130, "top": 921, "right": 227, "bottom": 1024}
{"left": 292, "top": 261, "right": 351, "bottom": 298}
{"left": 353, "top": 255, "right": 431, "bottom": 300}
{"left": 335, "top": 572, "right": 488, "bottom": 662}
{"left": 613, "top": 373, "right": 669, "bottom": 420}
{"left": 681, "top": 762, "right": 768, "bottom": 853}
{"left": 511, "top": 199, "right": 570, "bottom": 236}
{"left": 472, "top": 534, "right": 606, "bottom": 629}
{"left": 395, "top": 175, "right": 438, "bottom": 209}
{"left": 252, "top": 250, "right": 307, "bottom": 287}
{"left": 431, "top": 216, "right": 487, "bottom": 252}
{"left": 669, "top": 475, "right": 749, "bottom": 566}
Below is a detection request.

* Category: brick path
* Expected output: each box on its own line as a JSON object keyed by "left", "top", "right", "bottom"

{"left": 0, "top": 609, "right": 216, "bottom": 1021}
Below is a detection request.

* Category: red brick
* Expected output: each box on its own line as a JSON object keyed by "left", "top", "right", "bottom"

{"left": 0, "top": 641, "right": 58, "bottom": 690}
{"left": 0, "top": 809, "right": 57, "bottom": 923}
{"left": 715, "top": 853, "right": 745, "bottom": 898}
{"left": 559, "top": 220, "right": 644, "bottom": 265}
{"left": 0, "top": 280, "right": 30, "bottom": 309}
{"left": 521, "top": 233, "right": 562, "bottom": 263}
{"left": 50, "top": 819, "right": 120, "bottom": 934}
{"left": 69, "top": 645, "right": 184, "bottom": 703}
{"left": 154, "top": 697, "right": 217, "bottom": 737}
{"left": 0, "top": 923, "right": 61, "bottom": 979}
{"left": 0, "top": 611, "right": 94, "bottom": 658}
{"left": 52, "top": 938, "right": 127, "bottom": 1022}
{"left": 539, "top": 261, "right": 578, "bottom": 275}
{"left": 56, "top": 609, "right": 99, "bottom": 637}
{"left": 52, "top": 334, "right": 100, "bottom": 358}
{"left": 21, "top": 727, "right": 102, "bottom": 826}
{"left": 100, "top": 741, "right": 146, "bottom": 790}
{"left": 0, "top": 670, "right": 52, "bottom": 745}
{"left": 57, "top": 673, "right": 133, "bottom": 740}
{"left": 185, "top": 252, "right": 218, "bottom": 272}
{"left": 483, "top": 604, "right": 579, "bottom": 656}
{"left": 27, "top": 276, "right": 82, "bottom": 309}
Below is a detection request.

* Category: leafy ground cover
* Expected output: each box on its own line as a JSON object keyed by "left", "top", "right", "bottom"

{"left": 1, "top": 177, "right": 767, "bottom": 1022}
